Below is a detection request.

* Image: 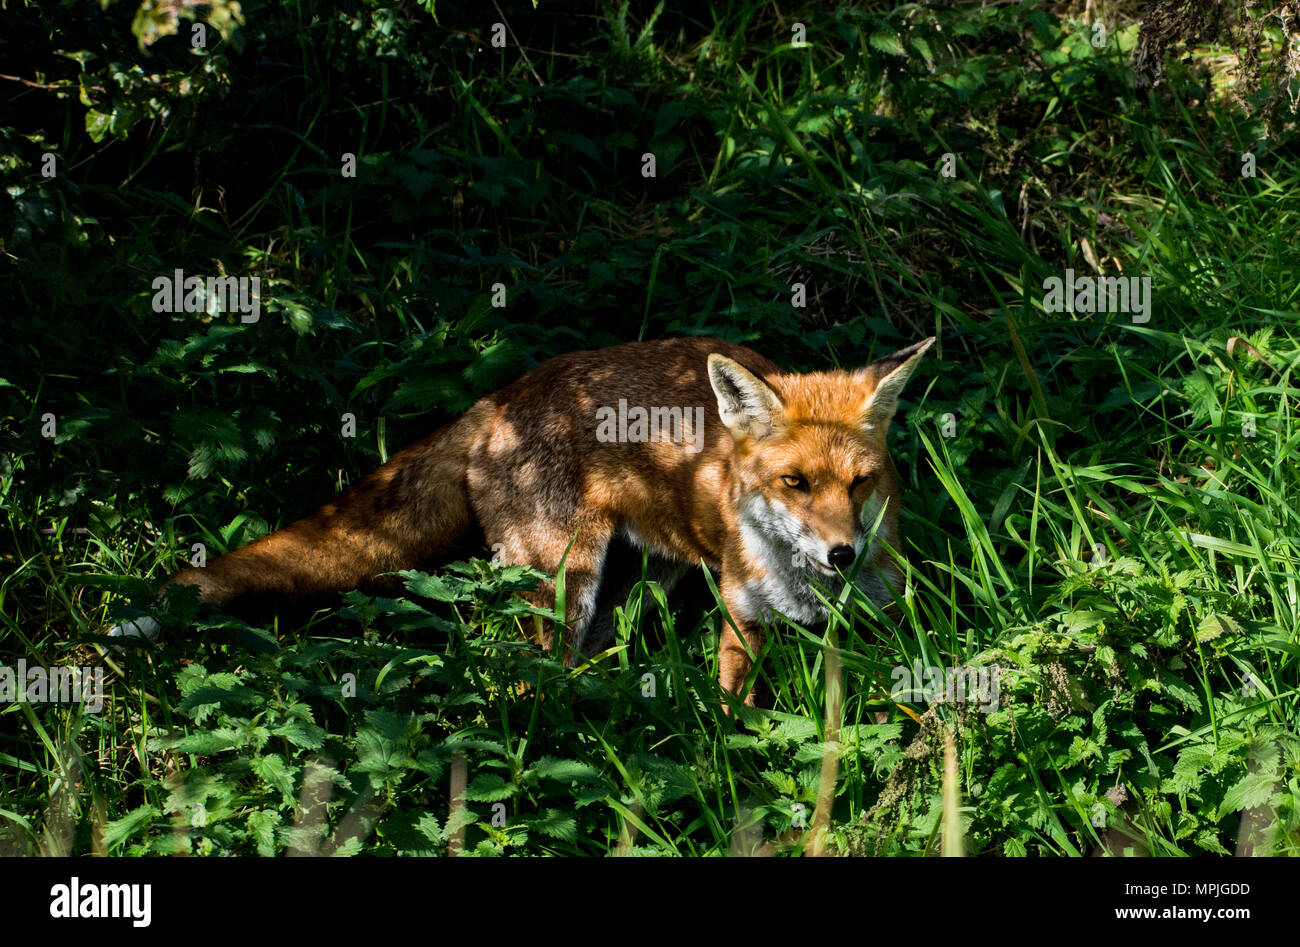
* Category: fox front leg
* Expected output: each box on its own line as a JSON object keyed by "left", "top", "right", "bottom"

{"left": 716, "top": 598, "right": 765, "bottom": 709}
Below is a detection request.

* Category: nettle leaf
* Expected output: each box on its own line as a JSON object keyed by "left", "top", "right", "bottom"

{"left": 103, "top": 805, "right": 158, "bottom": 851}
{"left": 761, "top": 770, "right": 798, "bottom": 796}
{"left": 530, "top": 757, "right": 603, "bottom": 784}
{"left": 354, "top": 730, "right": 408, "bottom": 779}
{"left": 272, "top": 719, "right": 326, "bottom": 749}
{"left": 572, "top": 786, "right": 608, "bottom": 808}
{"left": 381, "top": 810, "right": 444, "bottom": 855}
{"left": 1181, "top": 372, "right": 1218, "bottom": 426}
{"left": 1194, "top": 829, "right": 1232, "bottom": 855}
{"left": 483, "top": 565, "right": 545, "bottom": 594}
{"left": 1196, "top": 613, "right": 1241, "bottom": 641}
{"left": 162, "top": 729, "right": 243, "bottom": 754}
{"left": 174, "top": 409, "right": 244, "bottom": 443}
{"left": 795, "top": 741, "right": 841, "bottom": 765}
{"left": 360, "top": 596, "right": 459, "bottom": 635}
{"left": 174, "top": 409, "right": 249, "bottom": 478}
{"left": 1116, "top": 722, "right": 1158, "bottom": 773}
{"left": 246, "top": 810, "right": 280, "bottom": 856}
{"left": 331, "top": 837, "right": 364, "bottom": 857}
{"left": 161, "top": 770, "right": 238, "bottom": 821}
{"left": 155, "top": 324, "right": 244, "bottom": 368}
{"left": 908, "top": 36, "right": 933, "bottom": 62}
{"left": 275, "top": 700, "right": 319, "bottom": 724}
{"left": 1171, "top": 742, "right": 1235, "bottom": 794}
{"left": 400, "top": 570, "right": 465, "bottom": 602}
{"left": 243, "top": 405, "right": 280, "bottom": 450}
{"left": 842, "top": 723, "right": 903, "bottom": 751}
{"left": 1161, "top": 677, "right": 1203, "bottom": 714}
{"left": 1219, "top": 772, "right": 1278, "bottom": 814}
{"left": 415, "top": 812, "right": 445, "bottom": 845}
{"left": 526, "top": 809, "right": 577, "bottom": 842}
{"left": 250, "top": 754, "right": 298, "bottom": 802}
{"left": 443, "top": 737, "right": 507, "bottom": 756}
{"left": 445, "top": 804, "right": 478, "bottom": 836}
{"left": 465, "top": 773, "right": 515, "bottom": 802}
{"left": 145, "top": 834, "right": 191, "bottom": 856}
{"left": 273, "top": 297, "right": 315, "bottom": 336}
{"left": 627, "top": 755, "right": 695, "bottom": 807}
{"left": 770, "top": 714, "right": 819, "bottom": 746}
{"left": 464, "top": 338, "right": 523, "bottom": 391}
{"left": 1060, "top": 610, "right": 1107, "bottom": 635}
{"left": 179, "top": 683, "right": 263, "bottom": 713}
{"left": 869, "top": 31, "right": 907, "bottom": 57}
{"left": 363, "top": 709, "right": 419, "bottom": 742}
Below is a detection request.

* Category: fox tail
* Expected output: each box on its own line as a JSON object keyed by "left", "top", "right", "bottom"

{"left": 110, "top": 407, "right": 484, "bottom": 639}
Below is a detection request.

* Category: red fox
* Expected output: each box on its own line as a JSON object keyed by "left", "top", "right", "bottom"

{"left": 112, "top": 336, "right": 934, "bottom": 705}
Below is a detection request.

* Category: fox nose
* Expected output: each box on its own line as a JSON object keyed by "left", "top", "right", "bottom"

{"left": 828, "top": 545, "right": 855, "bottom": 569}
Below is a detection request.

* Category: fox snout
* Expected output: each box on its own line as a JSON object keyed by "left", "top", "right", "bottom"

{"left": 827, "top": 544, "right": 855, "bottom": 569}
{"left": 799, "top": 527, "right": 861, "bottom": 574}
{"left": 794, "top": 491, "right": 863, "bottom": 569}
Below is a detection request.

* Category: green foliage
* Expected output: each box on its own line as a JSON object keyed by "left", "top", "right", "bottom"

{"left": 2, "top": 0, "right": 1298, "bottom": 856}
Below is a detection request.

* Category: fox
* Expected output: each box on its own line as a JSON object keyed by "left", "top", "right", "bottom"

{"left": 111, "top": 335, "right": 934, "bottom": 706}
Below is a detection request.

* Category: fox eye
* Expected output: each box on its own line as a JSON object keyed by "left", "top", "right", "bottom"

{"left": 780, "top": 474, "right": 808, "bottom": 491}
{"left": 850, "top": 474, "right": 873, "bottom": 492}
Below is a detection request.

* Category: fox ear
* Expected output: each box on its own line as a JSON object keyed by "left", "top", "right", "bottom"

{"left": 858, "top": 337, "right": 935, "bottom": 432}
{"left": 708, "top": 354, "right": 784, "bottom": 441}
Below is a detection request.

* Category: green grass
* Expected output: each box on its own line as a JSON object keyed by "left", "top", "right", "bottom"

{"left": 2, "top": 0, "right": 1298, "bottom": 856}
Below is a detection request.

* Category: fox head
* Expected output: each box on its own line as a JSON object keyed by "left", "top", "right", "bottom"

{"left": 707, "top": 338, "right": 934, "bottom": 601}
